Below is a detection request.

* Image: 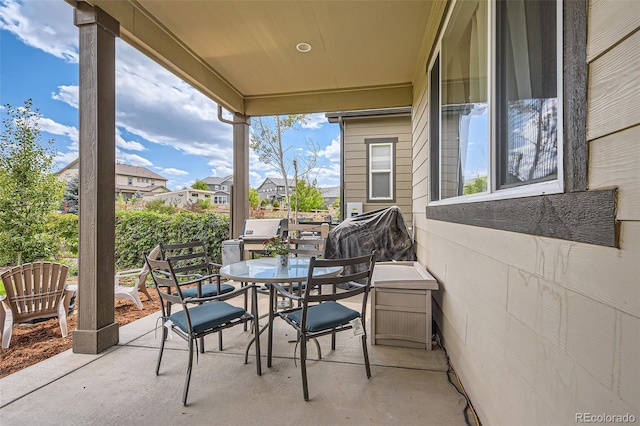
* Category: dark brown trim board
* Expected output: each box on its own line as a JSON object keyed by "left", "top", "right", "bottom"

{"left": 427, "top": 189, "right": 618, "bottom": 247}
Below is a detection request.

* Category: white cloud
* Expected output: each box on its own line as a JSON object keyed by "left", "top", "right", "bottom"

{"left": 312, "top": 163, "right": 340, "bottom": 187}
{"left": 51, "top": 85, "right": 78, "bottom": 108}
{"left": 0, "top": 0, "right": 77, "bottom": 62}
{"left": 210, "top": 165, "right": 233, "bottom": 176}
{"left": 249, "top": 149, "right": 276, "bottom": 172}
{"left": 112, "top": 43, "right": 233, "bottom": 158}
{"left": 116, "top": 151, "right": 152, "bottom": 167}
{"left": 300, "top": 113, "right": 327, "bottom": 129}
{"left": 39, "top": 117, "right": 78, "bottom": 144}
{"left": 318, "top": 137, "right": 341, "bottom": 162}
{"left": 116, "top": 134, "right": 146, "bottom": 152}
{"left": 54, "top": 151, "right": 78, "bottom": 170}
{"left": 159, "top": 167, "right": 189, "bottom": 176}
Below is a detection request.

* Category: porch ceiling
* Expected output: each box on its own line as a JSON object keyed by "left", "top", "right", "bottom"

{"left": 77, "top": 0, "right": 440, "bottom": 116}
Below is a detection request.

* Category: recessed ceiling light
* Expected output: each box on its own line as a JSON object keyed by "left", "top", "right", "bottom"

{"left": 296, "top": 42, "right": 312, "bottom": 53}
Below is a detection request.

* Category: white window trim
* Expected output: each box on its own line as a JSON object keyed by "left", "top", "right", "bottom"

{"left": 368, "top": 142, "right": 394, "bottom": 201}
{"left": 428, "top": 0, "right": 564, "bottom": 207}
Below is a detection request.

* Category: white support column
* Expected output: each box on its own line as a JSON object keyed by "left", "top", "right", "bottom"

{"left": 72, "top": 2, "right": 120, "bottom": 354}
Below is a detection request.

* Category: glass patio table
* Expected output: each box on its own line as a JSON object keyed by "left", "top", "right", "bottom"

{"left": 220, "top": 257, "right": 342, "bottom": 365}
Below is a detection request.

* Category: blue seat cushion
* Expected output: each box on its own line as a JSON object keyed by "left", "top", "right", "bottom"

{"left": 286, "top": 301, "right": 360, "bottom": 332}
{"left": 170, "top": 302, "right": 246, "bottom": 334}
{"left": 176, "top": 283, "right": 234, "bottom": 298}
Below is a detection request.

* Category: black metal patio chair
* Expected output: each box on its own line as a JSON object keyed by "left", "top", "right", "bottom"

{"left": 267, "top": 251, "right": 376, "bottom": 401}
{"left": 146, "top": 254, "right": 261, "bottom": 406}
{"left": 160, "top": 240, "right": 235, "bottom": 351}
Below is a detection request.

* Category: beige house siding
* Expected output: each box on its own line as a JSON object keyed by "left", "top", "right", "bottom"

{"left": 411, "top": 1, "right": 640, "bottom": 424}
{"left": 343, "top": 115, "right": 413, "bottom": 226}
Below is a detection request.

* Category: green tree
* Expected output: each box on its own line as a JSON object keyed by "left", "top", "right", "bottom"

{"left": 0, "top": 100, "right": 65, "bottom": 265}
{"left": 463, "top": 175, "right": 488, "bottom": 195}
{"left": 331, "top": 197, "right": 340, "bottom": 218}
{"left": 191, "top": 179, "right": 209, "bottom": 190}
{"left": 62, "top": 175, "right": 79, "bottom": 214}
{"left": 290, "top": 180, "right": 326, "bottom": 212}
{"left": 249, "top": 188, "right": 259, "bottom": 209}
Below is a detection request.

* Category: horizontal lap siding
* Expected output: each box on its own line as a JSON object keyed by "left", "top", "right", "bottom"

{"left": 343, "top": 116, "right": 413, "bottom": 225}
{"left": 411, "top": 1, "right": 640, "bottom": 423}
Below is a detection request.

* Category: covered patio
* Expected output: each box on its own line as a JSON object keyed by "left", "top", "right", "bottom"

{"left": 19, "top": 0, "right": 638, "bottom": 423}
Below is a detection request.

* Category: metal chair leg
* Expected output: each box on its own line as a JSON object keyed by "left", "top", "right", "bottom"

{"left": 300, "top": 335, "right": 309, "bottom": 401}
{"left": 252, "top": 287, "right": 262, "bottom": 376}
{"left": 267, "top": 286, "right": 275, "bottom": 368}
{"left": 183, "top": 338, "right": 195, "bottom": 405}
{"left": 156, "top": 325, "right": 167, "bottom": 375}
{"left": 362, "top": 334, "right": 371, "bottom": 378}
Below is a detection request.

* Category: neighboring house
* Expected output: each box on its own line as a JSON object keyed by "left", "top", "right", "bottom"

{"left": 68, "top": 2, "right": 640, "bottom": 424}
{"left": 202, "top": 175, "right": 232, "bottom": 204}
{"left": 150, "top": 188, "right": 223, "bottom": 208}
{"left": 56, "top": 159, "right": 169, "bottom": 200}
{"left": 257, "top": 177, "right": 295, "bottom": 203}
{"left": 319, "top": 186, "right": 339, "bottom": 207}
{"left": 326, "top": 108, "right": 412, "bottom": 225}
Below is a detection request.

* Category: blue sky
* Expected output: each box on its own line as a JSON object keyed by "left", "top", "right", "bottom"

{"left": 0, "top": 0, "right": 341, "bottom": 190}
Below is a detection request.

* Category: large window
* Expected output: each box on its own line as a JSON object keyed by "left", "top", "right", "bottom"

{"left": 429, "top": 0, "right": 561, "bottom": 203}
{"left": 366, "top": 138, "right": 396, "bottom": 202}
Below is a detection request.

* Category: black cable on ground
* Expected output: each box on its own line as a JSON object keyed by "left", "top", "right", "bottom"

{"left": 433, "top": 333, "right": 481, "bottom": 426}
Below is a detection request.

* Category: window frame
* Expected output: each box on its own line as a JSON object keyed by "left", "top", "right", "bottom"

{"left": 425, "top": 0, "right": 618, "bottom": 247}
{"left": 428, "top": 0, "right": 564, "bottom": 206}
{"left": 365, "top": 138, "right": 397, "bottom": 203}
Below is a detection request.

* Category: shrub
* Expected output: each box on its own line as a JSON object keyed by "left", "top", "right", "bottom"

{"left": 115, "top": 210, "right": 230, "bottom": 269}
{"left": 144, "top": 198, "right": 177, "bottom": 214}
{"left": 197, "top": 198, "right": 213, "bottom": 210}
{"left": 47, "top": 213, "right": 79, "bottom": 257}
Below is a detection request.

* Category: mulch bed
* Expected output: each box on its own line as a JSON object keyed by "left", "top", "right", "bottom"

{"left": 0, "top": 286, "right": 161, "bottom": 378}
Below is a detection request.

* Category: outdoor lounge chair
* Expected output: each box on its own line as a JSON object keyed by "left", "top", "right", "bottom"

{"left": 114, "top": 245, "right": 160, "bottom": 309}
{"left": 268, "top": 252, "right": 376, "bottom": 400}
{"left": 0, "top": 261, "right": 73, "bottom": 349}
{"left": 146, "top": 254, "right": 261, "bottom": 405}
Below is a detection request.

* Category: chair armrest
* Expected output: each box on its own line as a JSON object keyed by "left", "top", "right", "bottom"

{"left": 271, "top": 283, "right": 303, "bottom": 301}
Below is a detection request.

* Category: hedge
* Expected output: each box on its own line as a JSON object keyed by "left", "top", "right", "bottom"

{"left": 115, "top": 210, "right": 230, "bottom": 269}
{"left": 1, "top": 211, "right": 230, "bottom": 270}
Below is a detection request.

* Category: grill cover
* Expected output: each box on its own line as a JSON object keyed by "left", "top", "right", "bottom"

{"left": 325, "top": 206, "right": 416, "bottom": 266}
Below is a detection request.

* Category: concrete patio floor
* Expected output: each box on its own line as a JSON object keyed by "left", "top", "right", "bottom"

{"left": 0, "top": 291, "right": 468, "bottom": 425}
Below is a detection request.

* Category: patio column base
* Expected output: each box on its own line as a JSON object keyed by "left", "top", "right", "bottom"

{"left": 73, "top": 322, "right": 119, "bottom": 354}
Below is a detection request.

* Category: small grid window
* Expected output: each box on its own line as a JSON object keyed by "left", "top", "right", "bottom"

{"left": 366, "top": 139, "right": 395, "bottom": 201}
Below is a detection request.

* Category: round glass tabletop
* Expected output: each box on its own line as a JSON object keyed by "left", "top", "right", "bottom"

{"left": 220, "top": 257, "right": 342, "bottom": 284}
